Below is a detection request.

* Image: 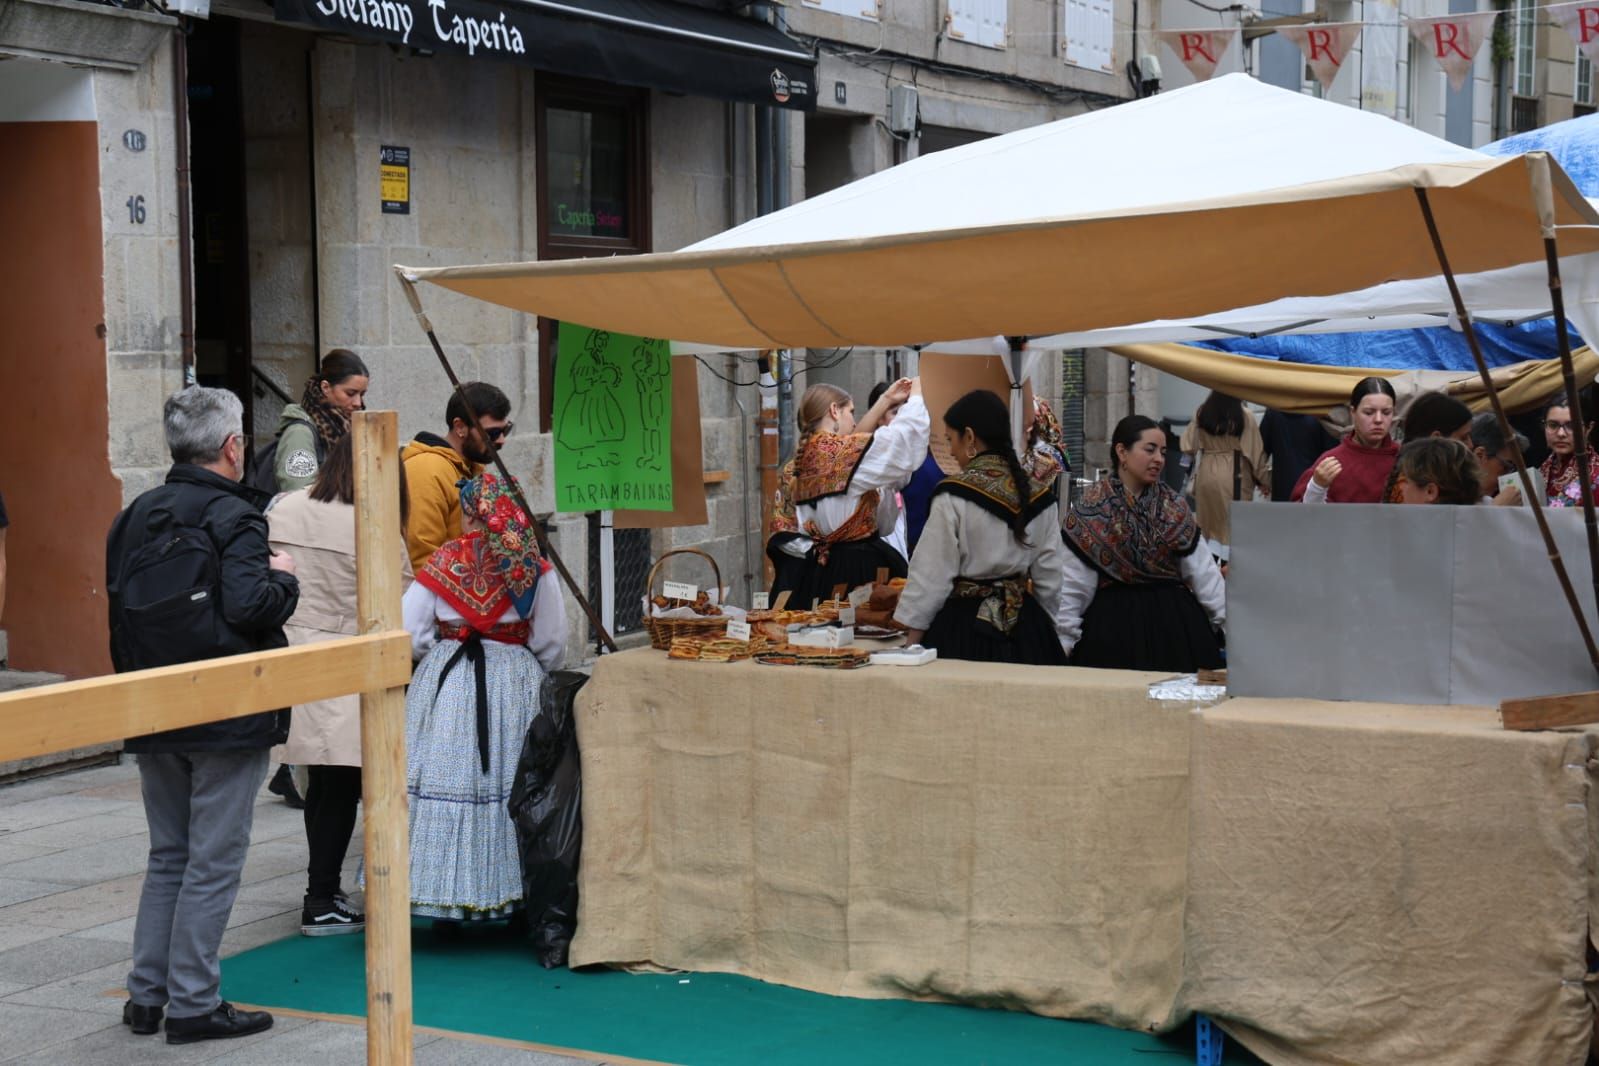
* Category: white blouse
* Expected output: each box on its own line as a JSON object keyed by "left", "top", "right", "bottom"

{"left": 894, "top": 493, "right": 1067, "bottom": 642}
{"left": 402, "top": 567, "right": 568, "bottom": 672}
{"left": 1055, "top": 547, "right": 1226, "bottom": 657}
{"left": 779, "top": 396, "right": 932, "bottom": 558}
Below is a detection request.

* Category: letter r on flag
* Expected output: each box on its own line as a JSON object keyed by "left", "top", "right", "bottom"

{"left": 1180, "top": 33, "right": 1217, "bottom": 63}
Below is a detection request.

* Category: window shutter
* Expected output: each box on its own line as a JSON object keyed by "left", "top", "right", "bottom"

{"left": 949, "top": 0, "right": 1007, "bottom": 49}
{"left": 1064, "top": 0, "right": 1114, "bottom": 71}
{"left": 800, "top": 0, "right": 880, "bottom": 21}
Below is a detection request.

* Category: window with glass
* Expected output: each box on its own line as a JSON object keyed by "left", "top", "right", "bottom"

{"left": 535, "top": 78, "right": 649, "bottom": 429}
{"left": 1578, "top": 44, "right": 1595, "bottom": 107}
{"left": 1514, "top": 0, "right": 1537, "bottom": 98}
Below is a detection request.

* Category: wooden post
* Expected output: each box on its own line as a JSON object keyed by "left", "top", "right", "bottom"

{"left": 354, "top": 411, "right": 413, "bottom": 1064}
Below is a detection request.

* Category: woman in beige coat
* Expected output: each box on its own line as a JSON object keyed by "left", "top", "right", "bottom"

{"left": 268, "top": 434, "right": 411, "bottom": 936}
{"left": 1179, "top": 391, "right": 1271, "bottom": 547}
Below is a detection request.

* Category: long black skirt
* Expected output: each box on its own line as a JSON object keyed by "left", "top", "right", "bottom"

{"left": 768, "top": 535, "right": 906, "bottom": 609}
{"left": 1069, "top": 581, "right": 1222, "bottom": 673}
{"left": 922, "top": 593, "right": 1068, "bottom": 666}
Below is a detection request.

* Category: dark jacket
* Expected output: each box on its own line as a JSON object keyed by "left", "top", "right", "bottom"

{"left": 108, "top": 464, "right": 299, "bottom": 753}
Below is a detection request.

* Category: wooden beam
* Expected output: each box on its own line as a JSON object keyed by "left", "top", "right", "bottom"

{"left": 702, "top": 469, "right": 732, "bottom": 484}
{"left": 1500, "top": 690, "right": 1599, "bottom": 731}
{"left": 0, "top": 632, "right": 412, "bottom": 765}
{"left": 353, "top": 410, "right": 415, "bottom": 1065}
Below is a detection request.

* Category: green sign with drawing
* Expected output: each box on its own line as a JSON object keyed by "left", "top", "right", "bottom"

{"left": 553, "top": 324, "right": 674, "bottom": 513}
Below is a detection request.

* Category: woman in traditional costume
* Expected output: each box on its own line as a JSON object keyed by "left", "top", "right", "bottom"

{"left": 1539, "top": 394, "right": 1599, "bottom": 508}
{"left": 401, "top": 471, "right": 567, "bottom": 923}
{"left": 895, "top": 390, "right": 1068, "bottom": 665}
{"left": 1060, "top": 415, "right": 1225, "bottom": 672}
{"left": 1292, "top": 377, "right": 1399, "bottom": 503}
{"left": 766, "top": 378, "right": 928, "bottom": 606}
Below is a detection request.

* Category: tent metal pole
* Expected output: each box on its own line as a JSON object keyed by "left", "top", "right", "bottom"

{"left": 1413, "top": 187, "right": 1599, "bottom": 677}
{"left": 395, "top": 270, "right": 619, "bottom": 654}
{"left": 1528, "top": 154, "right": 1599, "bottom": 636}
{"left": 1008, "top": 335, "right": 1027, "bottom": 453}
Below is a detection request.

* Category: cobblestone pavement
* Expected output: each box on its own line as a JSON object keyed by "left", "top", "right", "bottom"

{"left": 0, "top": 760, "right": 604, "bottom": 1065}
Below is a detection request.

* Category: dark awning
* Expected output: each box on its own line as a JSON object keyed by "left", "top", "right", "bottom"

{"left": 274, "top": 0, "right": 816, "bottom": 110}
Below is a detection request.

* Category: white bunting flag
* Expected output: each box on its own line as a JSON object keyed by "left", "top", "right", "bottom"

{"left": 1157, "top": 28, "right": 1240, "bottom": 82}
{"left": 1405, "top": 11, "right": 1499, "bottom": 91}
{"left": 1548, "top": 1, "right": 1599, "bottom": 66}
{"left": 1277, "top": 23, "right": 1364, "bottom": 87}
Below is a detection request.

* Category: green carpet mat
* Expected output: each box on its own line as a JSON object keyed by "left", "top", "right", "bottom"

{"left": 222, "top": 923, "right": 1262, "bottom": 1065}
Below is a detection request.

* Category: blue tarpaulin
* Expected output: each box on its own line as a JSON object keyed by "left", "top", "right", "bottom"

{"left": 1202, "top": 116, "right": 1599, "bottom": 371}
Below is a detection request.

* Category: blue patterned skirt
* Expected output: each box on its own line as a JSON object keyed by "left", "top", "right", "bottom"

{"left": 405, "top": 636, "right": 545, "bottom": 921}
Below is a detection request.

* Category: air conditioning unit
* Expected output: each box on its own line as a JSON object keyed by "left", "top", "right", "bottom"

{"left": 888, "top": 84, "right": 918, "bottom": 135}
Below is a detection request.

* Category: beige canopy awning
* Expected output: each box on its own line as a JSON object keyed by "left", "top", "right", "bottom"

{"left": 1109, "top": 341, "right": 1599, "bottom": 416}
{"left": 399, "top": 76, "right": 1599, "bottom": 351}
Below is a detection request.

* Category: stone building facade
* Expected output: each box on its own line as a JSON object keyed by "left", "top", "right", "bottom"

{"left": 5, "top": 0, "right": 1153, "bottom": 677}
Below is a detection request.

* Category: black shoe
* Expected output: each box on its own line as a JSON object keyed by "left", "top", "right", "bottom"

{"left": 267, "top": 765, "right": 304, "bottom": 809}
{"left": 122, "top": 1000, "right": 162, "bottom": 1035}
{"left": 165, "top": 1002, "right": 273, "bottom": 1045}
{"left": 301, "top": 895, "right": 365, "bottom": 936}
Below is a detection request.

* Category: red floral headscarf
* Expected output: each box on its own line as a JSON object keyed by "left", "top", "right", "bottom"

{"left": 459, "top": 471, "right": 546, "bottom": 619}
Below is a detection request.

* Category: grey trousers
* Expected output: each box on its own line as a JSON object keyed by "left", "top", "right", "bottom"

{"left": 127, "top": 750, "right": 270, "bottom": 1018}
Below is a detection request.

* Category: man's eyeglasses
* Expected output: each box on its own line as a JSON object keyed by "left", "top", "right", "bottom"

{"left": 485, "top": 422, "right": 514, "bottom": 443}
{"left": 232, "top": 433, "right": 253, "bottom": 450}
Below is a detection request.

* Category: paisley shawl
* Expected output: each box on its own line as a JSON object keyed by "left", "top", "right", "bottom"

{"left": 1541, "top": 448, "right": 1599, "bottom": 508}
{"left": 1064, "top": 477, "right": 1199, "bottom": 585}
{"left": 932, "top": 452, "right": 1057, "bottom": 527}
{"left": 792, "top": 432, "right": 874, "bottom": 504}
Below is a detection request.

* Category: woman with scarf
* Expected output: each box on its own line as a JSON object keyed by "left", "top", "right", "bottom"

{"left": 895, "top": 390, "right": 1067, "bottom": 665}
{"left": 401, "top": 471, "right": 567, "bottom": 923}
{"left": 274, "top": 350, "right": 370, "bottom": 492}
{"left": 1059, "top": 415, "right": 1225, "bottom": 672}
{"left": 1539, "top": 394, "right": 1599, "bottom": 508}
{"left": 1291, "top": 377, "right": 1399, "bottom": 503}
{"left": 766, "top": 377, "right": 928, "bottom": 606}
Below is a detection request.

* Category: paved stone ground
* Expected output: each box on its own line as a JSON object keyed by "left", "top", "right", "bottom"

{"left": 0, "top": 760, "right": 604, "bottom": 1065}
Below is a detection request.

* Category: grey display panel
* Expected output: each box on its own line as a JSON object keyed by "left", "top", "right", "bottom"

{"left": 1227, "top": 502, "right": 1599, "bottom": 705}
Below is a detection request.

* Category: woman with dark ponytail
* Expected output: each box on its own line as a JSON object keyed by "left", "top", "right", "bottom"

{"left": 895, "top": 390, "right": 1068, "bottom": 665}
{"left": 1059, "top": 414, "right": 1225, "bottom": 672}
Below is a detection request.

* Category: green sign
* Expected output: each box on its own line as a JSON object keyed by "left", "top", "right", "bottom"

{"left": 553, "top": 324, "right": 674, "bottom": 513}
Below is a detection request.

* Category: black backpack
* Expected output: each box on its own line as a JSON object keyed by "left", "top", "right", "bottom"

{"left": 246, "top": 416, "right": 322, "bottom": 497}
{"left": 108, "top": 504, "right": 232, "bottom": 672}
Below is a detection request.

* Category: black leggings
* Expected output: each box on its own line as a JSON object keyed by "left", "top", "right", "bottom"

{"left": 303, "top": 764, "right": 362, "bottom": 903}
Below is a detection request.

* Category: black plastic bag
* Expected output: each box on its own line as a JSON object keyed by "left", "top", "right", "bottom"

{"left": 508, "top": 669, "right": 588, "bottom": 968}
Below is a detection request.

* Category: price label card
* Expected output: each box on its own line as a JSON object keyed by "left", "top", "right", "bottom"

{"left": 847, "top": 585, "right": 873, "bottom": 608}
{"left": 726, "top": 619, "right": 752, "bottom": 642}
{"left": 838, "top": 606, "right": 857, "bottom": 627}
{"left": 662, "top": 581, "right": 698, "bottom": 601}
{"left": 752, "top": 592, "right": 770, "bottom": 611}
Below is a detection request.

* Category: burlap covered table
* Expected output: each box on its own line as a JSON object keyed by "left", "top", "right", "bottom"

{"left": 571, "top": 649, "right": 1194, "bottom": 1031}
{"left": 1181, "top": 699, "right": 1598, "bottom": 1066}
{"left": 572, "top": 652, "right": 1599, "bottom": 1064}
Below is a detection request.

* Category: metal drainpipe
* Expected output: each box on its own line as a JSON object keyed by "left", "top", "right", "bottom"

{"left": 174, "top": 29, "right": 196, "bottom": 386}
{"left": 730, "top": 356, "right": 756, "bottom": 605}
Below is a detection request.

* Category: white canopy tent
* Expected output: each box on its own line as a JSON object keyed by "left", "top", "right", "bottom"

{"left": 402, "top": 74, "right": 1599, "bottom": 353}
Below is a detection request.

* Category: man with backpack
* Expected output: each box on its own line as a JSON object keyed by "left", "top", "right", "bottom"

{"left": 106, "top": 386, "right": 299, "bottom": 1045}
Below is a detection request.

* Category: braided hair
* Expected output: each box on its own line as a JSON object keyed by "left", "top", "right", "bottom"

{"left": 796, "top": 383, "right": 852, "bottom": 448}
{"left": 944, "top": 389, "right": 1031, "bottom": 543}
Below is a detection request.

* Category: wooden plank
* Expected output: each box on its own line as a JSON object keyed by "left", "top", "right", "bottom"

{"left": 702, "top": 469, "right": 731, "bottom": 484}
{"left": 0, "top": 632, "right": 412, "bottom": 765}
{"left": 354, "top": 411, "right": 414, "bottom": 1065}
{"left": 1500, "top": 690, "right": 1599, "bottom": 731}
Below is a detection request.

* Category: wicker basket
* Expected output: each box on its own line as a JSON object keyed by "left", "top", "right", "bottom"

{"left": 644, "top": 548, "right": 729, "bottom": 650}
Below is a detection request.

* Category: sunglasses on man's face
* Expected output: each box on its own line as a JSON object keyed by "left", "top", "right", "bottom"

{"left": 484, "top": 422, "right": 514, "bottom": 443}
